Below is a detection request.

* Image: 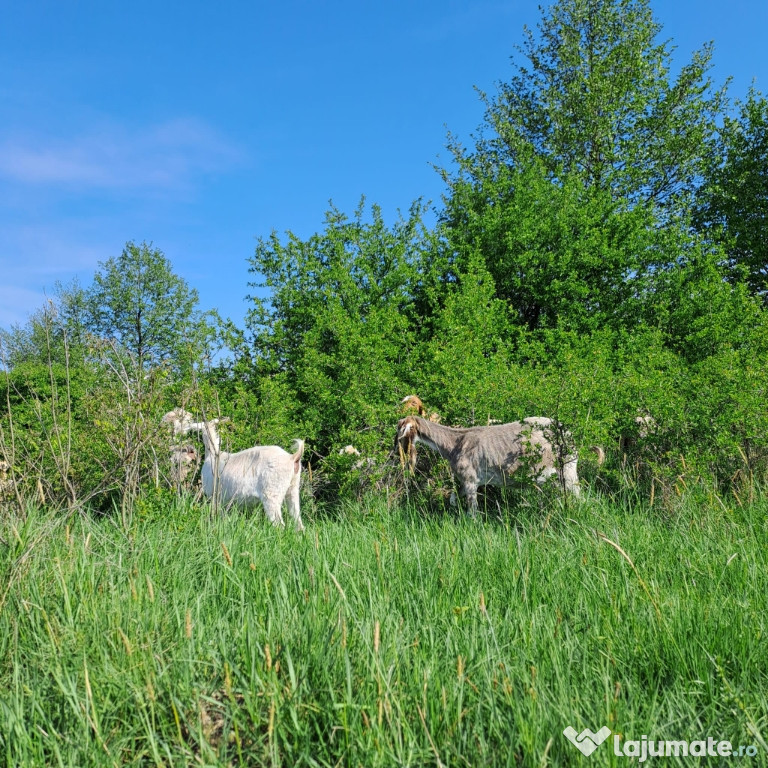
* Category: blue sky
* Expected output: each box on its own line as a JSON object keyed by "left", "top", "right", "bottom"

{"left": 1, "top": 0, "right": 766, "bottom": 333}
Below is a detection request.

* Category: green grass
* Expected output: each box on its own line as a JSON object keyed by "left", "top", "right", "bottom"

{"left": 0, "top": 491, "right": 766, "bottom": 766}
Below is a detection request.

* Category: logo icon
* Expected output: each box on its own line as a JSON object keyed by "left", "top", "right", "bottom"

{"left": 563, "top": 726, "right": 612, "bottom": 756}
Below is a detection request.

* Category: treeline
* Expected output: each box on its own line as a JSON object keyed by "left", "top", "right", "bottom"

{"left": 2, "top": 0, "right": 767, "bottom": 513}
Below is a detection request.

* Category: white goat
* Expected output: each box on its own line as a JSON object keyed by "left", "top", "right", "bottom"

{"left": 161, "top": 409, "right": 200, "bottom": 487}
{"left": 0, "top": 459, "right": 12, "bottom": 500}
{"left": 162, "top": 408, "right": 195, "bottom": 437}
{"left": 170, "top": 444, "right": 199, "bottom": 485}
{"left": 395, "top": 415, "right": 582, "bottom": 513}
{"left": 635, "top": 414, "right": 657, "bottom": 438}
{"left": 182, "top": 418, "right": 305, "bottom": 530}
{"left": 620, "top": 414, "right": 658, "bottom": 455}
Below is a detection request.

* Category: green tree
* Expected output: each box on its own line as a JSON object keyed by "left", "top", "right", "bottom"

{"left": 443, "top": 157, "right": 655, "bottom": 333}
{"left": 0, "top": 244, "right": 222, "bottom": 511}
{"left": 695, "top": 87, "right": 768, "bottom": 297}
{"left": 439, "top": 0, "right": 727, "bottom": 335}
{"left": 462, "top": 0, "right": 724, "bottom": 209}
{"left": 246, "top": 200, "right": 435, "bottom": 455}
{"left": 0, "top": 281, "right": 88, "bottom": 370}
{"left": 84, "top": 241, "right": 212, "bottom": 370}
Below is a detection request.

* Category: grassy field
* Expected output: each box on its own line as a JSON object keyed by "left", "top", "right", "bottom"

{"left": 0, "top": 490, "right": 766, "bottom": 767}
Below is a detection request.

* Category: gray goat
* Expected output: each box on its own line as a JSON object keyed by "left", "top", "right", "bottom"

{"left": 395, "top": 415, "right": 584, "bottom": 513}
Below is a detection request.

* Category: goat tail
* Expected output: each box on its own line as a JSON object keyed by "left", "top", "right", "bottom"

{"left": 291, "top": 439, "right": 305, "bottom": 473}
{"left": 590, "top": 445, "right": 606, "bottom": 466}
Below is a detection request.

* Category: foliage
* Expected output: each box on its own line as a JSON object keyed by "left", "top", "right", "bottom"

{"left": 245, "top": 201, "right": 436, "bottom": 459}
{"left": 695, "top": 87, "right": 768, "bottom": 296}
{"left": 442, "top": 157, "right": 657, "bottom": 333}
{"left": 417, "top": 252, "right": 517, "bottom": 422}
{"left": 0, "top": 246, "right": 219, "bottom": 515}
{"left": 0, "top": 334, "right": 186, "bottom": 516}
{"left": 459, "top": 0, "right": 725, "bottom": 211}
{"left": 0, "top": 281, "right": 88, "bottom": 370}
{"left": 84, "top": 240, "right": 216, "bottom": 371}
{"left": 3, "top": 0, "right": 768, "bottom": 510}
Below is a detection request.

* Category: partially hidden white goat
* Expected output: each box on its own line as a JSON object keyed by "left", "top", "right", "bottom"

{"left": 180, "top": 417, "right": 305, "bottom": 530}
{"left": 161, "top": 409, "right": 200, "bottom": 488}
{"left": 395, "top": 415, "right": 584, "bottom": 513}
{"left": 0, "top": 458, "right": 13, "bottom": 501}
{"left": 170, "top": 445, "right": 199, "bottom": 486}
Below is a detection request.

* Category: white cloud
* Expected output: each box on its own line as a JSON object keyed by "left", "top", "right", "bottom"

{"left": 0, "top": 118, "right": 242, "bottom": 192}
{"left": 0, "top": 116, "right": 245, "bottom": 331}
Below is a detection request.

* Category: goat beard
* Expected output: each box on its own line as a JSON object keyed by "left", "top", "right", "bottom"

{"left": 409, "top": 442, "right": 417, "bottom": 471}
{"left": 405, "top": 441, "right": 418, "bottom": 472}
{"left": 395, "top": 436, "right": 418, "bottom": 472}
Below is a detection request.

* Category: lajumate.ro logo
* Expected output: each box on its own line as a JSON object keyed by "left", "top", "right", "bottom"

{"left": 563, "top": 725, "right": 761, "bottom": 761}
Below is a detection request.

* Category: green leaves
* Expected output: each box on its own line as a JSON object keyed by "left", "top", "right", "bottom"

{"left": 439, "top": 0, "right": 734, "bottom": 344}
{"left": 84, "top": 241, "right": 214, "bottom": 370}
{"left": 245, "top": 200, "right": 434, "bottom": 456}
{"left": 5, "top": 0, "right": 768, "bottom": 509}
{"left": 474, "top": 0, "right": 723, "bottom": 210}
{"left": 444, "top": 158, "right": 656, "bottom": 334}
{"left": 695, "top": 87, "right": 768, "bottom": 296}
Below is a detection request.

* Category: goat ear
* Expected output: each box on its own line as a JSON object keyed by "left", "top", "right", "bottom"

{"left": 398, "top": 422, "right": 412, "bottom": 439}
